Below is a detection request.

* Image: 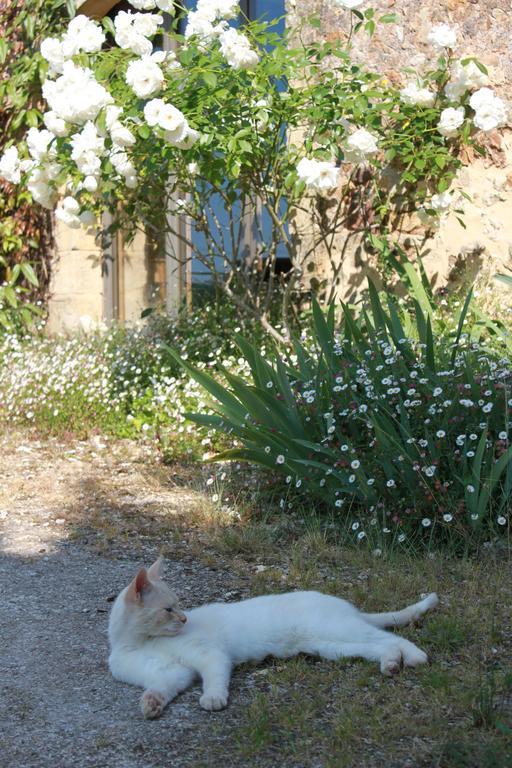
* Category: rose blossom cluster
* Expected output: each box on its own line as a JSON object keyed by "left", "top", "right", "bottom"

{"left": 0, "top": 7, "right": 197, "bottom": 225}
{"left": 114, "top": 10, "right": 163, "bottom": 56}
{"left": 297, "top": 125, "right": 379, "bottom": 193}
{"left": 0, "top": 0, "right": 263, "bottom": 229}
{"left": 185, "top": 0, "right": 240, "bottom": 45}
{"left": 143, "top": 99, "right": 200, "bottom": 148}
{"left": 445, "top": 60, "right": 488, "bottom": 102}
{"left": 40, "top": 15, "right": 106, "bottom": 75}
{"left": 469, "top": 88, "right": 508, "bottom": 132}
{"left": 424, "top": 25, "right": 507, "bottom": 136}
{"left": 185, "top": 1, "right": 259, "bottom": 68}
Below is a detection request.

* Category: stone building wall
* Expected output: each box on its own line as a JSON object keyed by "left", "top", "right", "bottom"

{"left": 287, "top": 0, "right": 512, "bottom": 305}
{"left": 46, "top": 223, "right": 150, "bottom": 334}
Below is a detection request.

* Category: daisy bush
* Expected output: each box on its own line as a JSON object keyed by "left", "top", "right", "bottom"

{"left": 0, "top": 1, "right": 508, "bottom": 337}
{"left": 172, "top": 279, "right": 512, "bottom": 552}
{"left": 0, "top": 305, "right": 261, "bottom": 456}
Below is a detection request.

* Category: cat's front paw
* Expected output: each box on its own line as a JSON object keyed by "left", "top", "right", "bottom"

{"left": 141, "top": 689, "right": 167, "bottom": 720}
{"left": 200, "top": 692, "right": 228, "bottom": 711}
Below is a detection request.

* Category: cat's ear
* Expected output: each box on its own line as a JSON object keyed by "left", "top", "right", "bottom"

{"left": 148, "top": 555, "right": 164, "bottom": 582}
{"left": 125, "top": 568, "right": 152, "bottom": 604}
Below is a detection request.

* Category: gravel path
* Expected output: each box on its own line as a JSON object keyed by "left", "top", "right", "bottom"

{"left": 0, "top": 434, "right": 264, "bottom": 768}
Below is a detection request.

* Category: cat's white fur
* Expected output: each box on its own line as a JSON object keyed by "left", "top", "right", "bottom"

{"left": 108, "top": 557, "right": 439, "bottom": 719}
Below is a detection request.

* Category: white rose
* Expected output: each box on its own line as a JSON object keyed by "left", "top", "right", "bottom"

{"left": 170, "top": 125, "right": 200, "bottom": 149}
{"left": 470, "top": 88, "right": 507, "bottom": 131}
{"left": 28, "top": 182, "right": 56, "bottom": 208}
{"left": 83, "top": 175, "right": 99, "bottom": 192}
{"left": 444, "top": 79, "right": 466, "bottom": 103}
{"left": 56, "top": 196, "right": 81, "bottom": 228}
{"left": 26, "top": 166, "right": 59, "bottom": 208}
{"left": 115, "top": 28, "right": 153, "bottom": 57}
{"left": 104, "top": 106, "right": 123, "bottom": 131}
{"left": 74, "top": 150, "right": 102, "bottom": 176}
{"left": 110, "top": 150, "right": 136, "bottom": 180}
{"left": 469, "top": 87, "right": 496, "bottom": 111}
{"left": 42, "top": 62, "right": 113, "bottom": 124}
{"left": 62, "top": 16, "right": 105, "bottom": 57}
{"left": 143, "top": 98, "right": 168, "bottom": 127}
{"left": 437, "top": 106, "right": 465, "bottom": 138}
{"left": 0, "top": 146, "right": 21, "bottom": 184}
{"left": 128, "top": 0, "right": 156, "bottom": 8}
{"left": 125, "top": 57, "right": 164, "bottom": 98}
{"left": 333, "top": 0, "right": 365, "bottom": 8}
{"left": 344, "top": 127, "right": 379, "bottom": 163}
{"left": 297, "top": 157, "right": 339, "bottom": 192}
{"left": 430, "top": 191, "right": 452, "bottom": 211}
{"left": 144, "top": 99, "right": 186, "bottom": 132}
{"left": 185, "top": 12, "right": 215, "bottom": 41}
{"left": 26, "top": 128, "right": 56, "bottom": 161}
{"left": 428, "top": 24, "right": 457, "bottom": 49}
{"left": 132, "top": 12, "right": 163, "bottom": 37}
{"left": 445, "top": 60, "right": 488, "bottom": 102}
{"left": 219, "top": 28, "right": 259, "bottom": 69}
{"left": 40, "top": 37, "right": 66, "bottom": 75}
{"left": 110, "top": 122, "right": 137, "bottom": 147}
{"left": 458, "top": 61, "right": 488, "bottom": 90}
{"left": 43, "top": 111, "right": 69, "bottom": 137}
{"left": 196, "top": 0, "right": 239, "bottom": 19}
{"left": 473, "top": 101, "right": 507, "bottom": 131}
{"left": 114, "top": 11, "right": 163, "bottom": 57}
{"left": 71, "top": 121, "right": 105, "bottom": 158}
{"left": 158, "top": 105, "right": 187, "bottom": 133}
{"left": 400, "top": 82, "right": 436, "bottom": 108}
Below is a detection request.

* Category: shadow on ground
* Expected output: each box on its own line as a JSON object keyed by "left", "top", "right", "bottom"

{"left": 0, "top": 434, "right": 266, "bottom": 768}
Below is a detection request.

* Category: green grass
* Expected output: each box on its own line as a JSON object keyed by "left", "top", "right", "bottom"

{"left": 30, "top": 434, "right": 509, "bottom": 768}
{"left": 199, "top": 524, "right": 512, "bottom": 768}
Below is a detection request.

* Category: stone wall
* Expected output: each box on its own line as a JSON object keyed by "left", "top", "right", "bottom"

{"left": 47, "top": 223, "right": 152, "bottom": 334}
{"left": 287, "top": 0, "right": 512, "bottom": 305}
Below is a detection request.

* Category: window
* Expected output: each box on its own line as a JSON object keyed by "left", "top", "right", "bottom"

{"left": 171, "top": 0, "right": 286, "bottom": 304}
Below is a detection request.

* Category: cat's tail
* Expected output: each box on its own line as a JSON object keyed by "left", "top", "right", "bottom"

{"left": 362, "top": 592, "right": 439, "bottom": 629}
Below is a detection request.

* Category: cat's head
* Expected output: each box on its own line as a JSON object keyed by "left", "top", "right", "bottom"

{"left": 109, "top": 557, "right": 187, "bottom": 644}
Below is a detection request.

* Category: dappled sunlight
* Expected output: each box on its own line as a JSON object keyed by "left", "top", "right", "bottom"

{"left": 0, "top": 428, "right": 235, "bottom": 562}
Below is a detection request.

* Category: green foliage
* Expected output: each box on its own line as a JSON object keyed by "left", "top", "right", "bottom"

{"left": 7, "top": 5, "right": 489, "bottom": 335}
{"left": 0, "top": 303, "right": 259, "bottom": 456}
{"left": 172, "top": 276, "right": 512, "bottom": 551}
{"left": 0, "top": 0, "right": 74, "bottom": 332}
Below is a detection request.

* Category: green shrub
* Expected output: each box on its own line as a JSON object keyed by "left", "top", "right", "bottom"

{"left": 171, "top": 281, "right": 512, "bottom": 551}
{"left": 0, "top": 304, "right": 262, "bottom": 455}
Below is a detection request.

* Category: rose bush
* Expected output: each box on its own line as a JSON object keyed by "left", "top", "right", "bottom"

{"left": 0, "top": 0, "right": 507, "bottom": 337}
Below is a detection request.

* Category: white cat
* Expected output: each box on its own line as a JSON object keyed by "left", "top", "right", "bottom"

{"left": 108, "top": 557, "right": 439, "bottom": 719}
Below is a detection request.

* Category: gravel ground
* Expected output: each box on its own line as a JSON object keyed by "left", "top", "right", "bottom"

{"left": 0, "top": 433, "right": 269, "bottom": 768}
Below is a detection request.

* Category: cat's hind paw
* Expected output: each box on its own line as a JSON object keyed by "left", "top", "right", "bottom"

{"left": 141, "top": 689, "right": 167, "bottom": 720}
{"left": 380, "top": 647, "right": 403, "bottom": 676}
{"left": 403, "top": 647, "right": 428, "bottom": 668}
{"left": 413, "top": 592, "right": 439, "bottom": 621}
{"left": 200, "top": 692, "right": 228, "bottom": 711}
